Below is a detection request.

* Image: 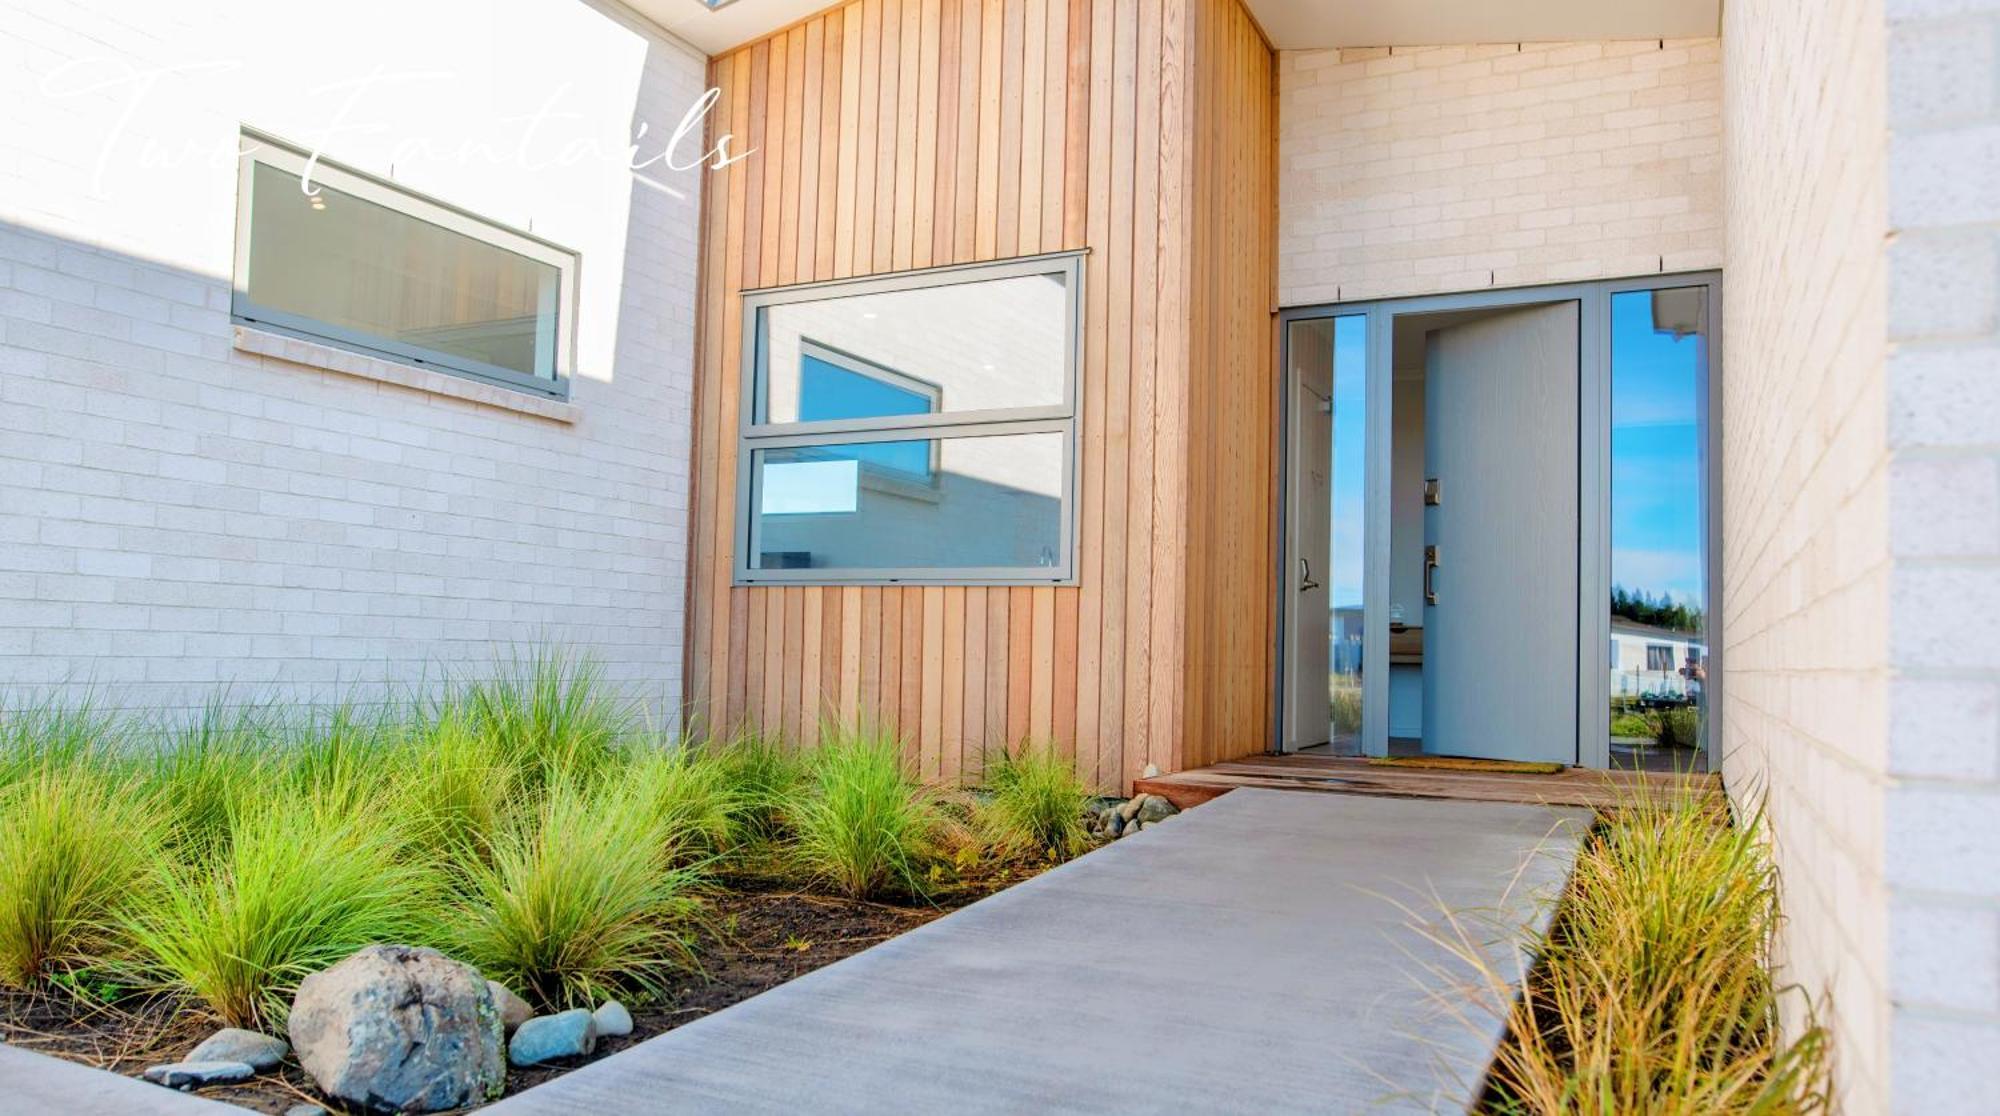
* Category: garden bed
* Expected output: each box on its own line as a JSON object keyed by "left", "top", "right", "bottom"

{"left": 0, "top": 654, "right": 1106, "bottom": 1114}
{"left": 1, "top": 881, "right": 988, "bottom": 1112}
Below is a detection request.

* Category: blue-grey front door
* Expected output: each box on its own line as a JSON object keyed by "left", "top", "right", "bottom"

{"left": 1421, "top": 302, "right": 1579, "bottom": 764}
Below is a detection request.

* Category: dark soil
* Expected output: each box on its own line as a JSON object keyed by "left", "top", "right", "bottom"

{"left": 0, "top": 876, "right": 1031, "bottom": 1113}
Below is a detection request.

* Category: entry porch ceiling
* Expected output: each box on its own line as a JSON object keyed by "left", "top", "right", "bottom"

{"left": 1246, "top": 0, "right": 1720, "bottom": 51}
{"left": 634, "top": 0, "right": 1719, "bottom": 57}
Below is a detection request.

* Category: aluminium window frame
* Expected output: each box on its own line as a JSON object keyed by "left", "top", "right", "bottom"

{"left": 1273, "top": 271, "right": 1722, "bottom": 773}
{"left": 734, "top": 250, "right": 1085, "bottom": 586}
{"left": 230, "top": 127, "right": 581, "bottom": 401}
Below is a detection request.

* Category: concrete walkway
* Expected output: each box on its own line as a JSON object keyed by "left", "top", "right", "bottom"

{"left": 494, "top": 789, "right": 1589, "bottom": 1115}
{"left": 0, "top": 1042, "right": 240, "bottom": 1115}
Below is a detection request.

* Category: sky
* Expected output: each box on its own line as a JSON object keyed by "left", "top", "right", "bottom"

{"left": 1609, "top": 290, "right": 1706, "bottom": 611}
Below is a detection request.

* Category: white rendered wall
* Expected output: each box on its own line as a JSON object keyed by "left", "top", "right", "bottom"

{"left": 0, "top": 0, "right": 709, "bottom": 718}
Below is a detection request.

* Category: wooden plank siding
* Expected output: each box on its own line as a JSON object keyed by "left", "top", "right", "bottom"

{"left": 686, "top": 0, "right": 1276, "bottom": 791}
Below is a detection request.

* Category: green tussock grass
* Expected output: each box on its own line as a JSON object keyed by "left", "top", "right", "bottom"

{"left": 1423, "top": 782, "right": 1830, "bottom": 1115}
{"left": 122, "top": 790, "right": 438, "bottom": 1030}
{"left": 789, "top": 726, "right": 937, "bottom": 901}
{"left": 455, "top": 649, "right": 635, "bottom": 792}
{"left": 0, "top": 767, "right": 162, "bottom": 988}
{"left": 446, "top": 774, "right": 701, "bottom": 1011}
{"left": 980, "top": 741, "right": 1091, "bottom": 860}
{"left": 709, "top": 730, "right": 807, "bottom": 843}
{"left": 626, "top": 744, "right": 743, "bottom": 863}
{"left": 394, "top": 707, "right": 519, "bottom": 864}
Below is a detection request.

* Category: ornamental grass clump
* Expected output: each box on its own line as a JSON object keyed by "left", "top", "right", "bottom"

{"left": 0, "top": 767, "right": 162, "bottom": 988}
{"left": 789, "top": 727, "right": 937, "bottom": 900}
{"left": 146, "top": 700, "right": 276, "bottom": 851}
{"left": 1438, "top": 783, "right": 1829, "bottom": 1115}
{"left": 447, "top": 774, "right": 701, "bottom": 1011}
{"left": 711, "top": 730, "right": 806, "bottom": 843}
{"left": 395, "top": 707, "right": 519, "bottom": 864}
{"left": 626, "top": 745, "right": 743, "bottom": 863}
{"left": 124, "top": 791, "right": 436, "bottom": 1030}
{"left": 457, "top": 649, "right": 635, "bottom": 793}
{"left": 0, "top": 698, "right": 116, "bottom": 789}
{"left": 981, "top": 741, "right": 1091, "bottom": 860}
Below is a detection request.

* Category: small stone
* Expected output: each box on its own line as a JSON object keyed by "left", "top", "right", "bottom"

{"left": 1116, "top": 797, "right": 1143, "bottom": 822}
{"left": 509, "top": 1008, "right": 598, "bottom": 1066}
{"left": 1142, "top": 763, "right": 1160, "bottom": 778}
{"left": 1105, "top": 813, "right": 1125, "bottom": 838}
{"left": 1132, "top": 821, "right": 1148, "bottom": 833}
{"left": 1136, "top": 796, "right": 1178, "bottom": 824}
{"left": 142, "top": 1061, "right": 255, "bottom": 1089}
{"left": 188, "top": 1027, "right": 288, "bottom": 1072}
{"left": 489, "top": 981, "right": 534, "bottom": 1035}
{"left": 592, "top": 1000, "right": 633, "bottom": 1038}
{"left": 285, "top": 1106, "right": 330, "bottom": 1116}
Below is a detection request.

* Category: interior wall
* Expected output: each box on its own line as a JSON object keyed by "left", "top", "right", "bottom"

{"left": 1277, "top": 39, "right": 1723, "bottom": 305}
{"left": 1388, "top": 372, "right": 1425, "bottom": 738}
{"left": 687, "top": 0, "right": 1276, "bottom": 789}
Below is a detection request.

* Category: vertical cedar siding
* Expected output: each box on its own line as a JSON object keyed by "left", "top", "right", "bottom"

{"left": 688, "top": 0, "right": 1276, "bottom": 791}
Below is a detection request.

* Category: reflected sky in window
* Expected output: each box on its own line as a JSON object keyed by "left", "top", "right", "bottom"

{"left": 798, "top": 353, "right": 934, "bottom": 478}
{"left": 1329, "top": 315, "right": 1368, "bottom": 608}
{"left": 1610, "top": 290, "right": 1705, "bottom": 611}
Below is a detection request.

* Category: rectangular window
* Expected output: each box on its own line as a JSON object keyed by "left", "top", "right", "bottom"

{"left": 737, "top": 253, "right": 1082, "bottom": 584}
{"left": 232, "top": 131, "right": 579, "bottom": 398}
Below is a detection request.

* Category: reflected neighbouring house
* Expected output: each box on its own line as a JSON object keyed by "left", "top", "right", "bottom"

{"left": 1609, "top": 618, "right": 1704, "bottom": 705}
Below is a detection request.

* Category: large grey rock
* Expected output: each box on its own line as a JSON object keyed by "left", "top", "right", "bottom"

{"left": 142, "top": 1060, "right": 254, "bottom": 1089}
{"left": 289, "top": 944, "right": 504, "bottom": 1114}
{"left": 1136, "top": 796, "right": 1177, "bottom": 824}
{"left": 509, "top": 1008, "right": 598, "bottom": 1066}
{"left": 488, "top": 980, "right": 534, "bottom": 1035}
{"left": 188, "top": 1027, "right": 288, "bottom": 1072}
{"left": 592, "top": 1000, "right": 633, "bottom": 1038}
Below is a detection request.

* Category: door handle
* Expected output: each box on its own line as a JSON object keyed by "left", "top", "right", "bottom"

{"left": 1424, "top": 545, "right": 1440, "bottom": 605}
{"left": 1299, "top": 557, "right": 1320, "bottom": 593}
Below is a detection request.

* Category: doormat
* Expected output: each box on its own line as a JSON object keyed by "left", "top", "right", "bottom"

{"left": 1368, "top": 756, "right": 1566, "bottom": 775}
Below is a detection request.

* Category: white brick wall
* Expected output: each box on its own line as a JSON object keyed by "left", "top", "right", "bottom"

{"left": 1726, "top": 0, "right": 2000, "bottom": 1110}
{"left": 1883, "top": 0, "right": 2000, "bottom": 1108}
{"left": 1278, "top": 39, "right": 1723, "bottom": 304}
{"left": 0, "top": 0, "right": 708, "bottom": 718}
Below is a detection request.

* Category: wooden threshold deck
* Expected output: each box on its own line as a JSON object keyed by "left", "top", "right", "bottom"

{"left": 1134, "top": 753, "right": 1718, "bottom": 812}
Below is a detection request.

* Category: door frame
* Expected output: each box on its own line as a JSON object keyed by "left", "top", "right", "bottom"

{"left": 1272, "top": 272, "right": 1723, "bottom": 771}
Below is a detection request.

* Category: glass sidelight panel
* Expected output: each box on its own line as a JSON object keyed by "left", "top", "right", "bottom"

{"left": 1284, "top": 315, "right": 1367, "bottom": 753}
{"left": 1607, "top": 287, "right": 1709, "bottom": 773}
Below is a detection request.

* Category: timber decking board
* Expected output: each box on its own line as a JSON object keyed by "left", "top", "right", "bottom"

{"left": 1135, "top": 753, "right": 1721, "bottom": 811}
{"left": 685, "top": 0, "right": 1276, "bottom": 793}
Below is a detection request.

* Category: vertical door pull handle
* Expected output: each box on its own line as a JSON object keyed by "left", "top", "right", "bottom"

{"left": 1424, "top": 545, "right": 1440, "bottom": 605}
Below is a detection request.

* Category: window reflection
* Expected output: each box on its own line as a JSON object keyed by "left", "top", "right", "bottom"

{"left": 750, "top": 432, "right": 1063, "bottom": 572}
{"left": 759, "top": 273, "right": 1067, "bottom": 424}
{"left": 242, "top": 163, "right": 561, "bottom": 380}
{"left": 1285, "top": 314, "right": 1367, "bottom": 753}
{"left": 1608, "top": 287, "right": 1708, "bottom": 773}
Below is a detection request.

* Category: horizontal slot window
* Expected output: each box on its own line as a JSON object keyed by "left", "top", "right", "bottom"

{"left": 232, "top": 132, "right": 578, "bottom": 397}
